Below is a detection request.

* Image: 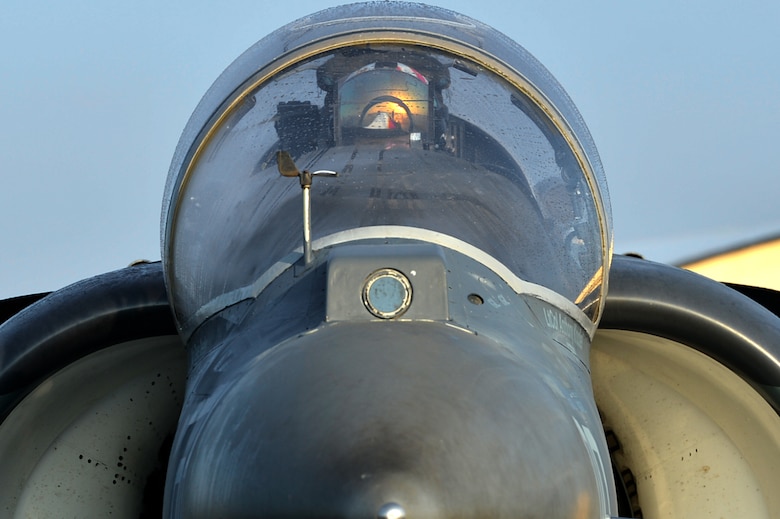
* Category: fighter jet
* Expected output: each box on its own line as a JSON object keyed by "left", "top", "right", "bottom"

{"left": 1, "top": 3, "right": 779, "bottom": 518}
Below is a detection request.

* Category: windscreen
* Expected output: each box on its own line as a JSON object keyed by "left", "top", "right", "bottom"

{"left": 169, "top": 45, "right": 605, "bottom": 327}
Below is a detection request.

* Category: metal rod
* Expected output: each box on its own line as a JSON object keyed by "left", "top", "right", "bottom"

{"left": 302, "top": 184, "right": 312, "bottom": 265}
{"left": 277, "top": 151, "right": 336, "bottom": 267}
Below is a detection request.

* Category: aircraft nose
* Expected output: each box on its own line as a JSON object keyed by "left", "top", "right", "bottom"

{"left": 167, "top": 322, "right": 603, "bottom": 518}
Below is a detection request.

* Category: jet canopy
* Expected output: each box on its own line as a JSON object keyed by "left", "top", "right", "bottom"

{"left": 162, "top": 2, "right": 612, "bottom": 336}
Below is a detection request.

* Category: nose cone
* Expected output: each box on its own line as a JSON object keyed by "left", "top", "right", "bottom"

{"left": 168, "top": 323, "right": 601, "bottom": 518}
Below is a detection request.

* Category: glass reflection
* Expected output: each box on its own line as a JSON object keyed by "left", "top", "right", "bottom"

{"left": 171, "top": 46, "right": 604, "bottom": 325}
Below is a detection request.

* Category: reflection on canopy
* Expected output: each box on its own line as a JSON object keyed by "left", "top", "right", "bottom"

{"left": 167, "top": 43, "right": 609, "bottom": 333}
{"left": 339, "top": 61, "right": 429, "bottom": 136}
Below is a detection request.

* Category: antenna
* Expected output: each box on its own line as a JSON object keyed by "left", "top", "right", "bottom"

{"left": 276, "top": 150, "right": 338, "bottom": 266}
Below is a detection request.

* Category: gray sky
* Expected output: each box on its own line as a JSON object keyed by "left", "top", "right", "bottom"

{"left": 2, "top": 0, "right": 779, "bottom": 299}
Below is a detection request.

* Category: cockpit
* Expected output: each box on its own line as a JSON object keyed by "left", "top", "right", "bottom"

{"left": 162, "top": 5, "right": 612, "bottom": 337}
{"left": 334, "top": 58, "right": 435, "bottom": 141}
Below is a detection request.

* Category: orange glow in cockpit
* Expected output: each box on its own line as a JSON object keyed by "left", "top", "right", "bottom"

{"left": 338, "top": 63, "right": 430, "bottom": 139}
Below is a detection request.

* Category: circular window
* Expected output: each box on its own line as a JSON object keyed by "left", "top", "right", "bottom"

{"left": 362, "top": 268, "right": 413, "bottom": 319}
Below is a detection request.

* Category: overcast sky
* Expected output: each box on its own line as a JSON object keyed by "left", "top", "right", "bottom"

{"left": 2, "top": 0, "right": 779, "bottom": 299}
